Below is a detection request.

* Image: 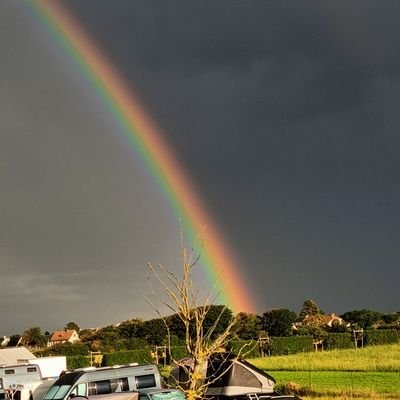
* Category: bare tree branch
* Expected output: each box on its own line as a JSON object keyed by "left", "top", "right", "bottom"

{"left": 146, "top": 231, "right": 243, "bottom": 400}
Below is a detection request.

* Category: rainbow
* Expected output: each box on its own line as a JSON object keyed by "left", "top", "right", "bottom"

{"left": 28, "top": 0, "right": 255, "bottom": 313}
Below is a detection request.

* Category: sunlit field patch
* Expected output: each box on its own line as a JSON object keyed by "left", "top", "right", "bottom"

{"left": 250, "top": 344, "right": 400, "bottom": 372}
{"left": 249, "top": 343, "right": 400, "bottom": 399}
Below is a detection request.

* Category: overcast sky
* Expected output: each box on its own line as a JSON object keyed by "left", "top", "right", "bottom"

{"left": 1, "top": 0, "right": 399, "bottom": 335}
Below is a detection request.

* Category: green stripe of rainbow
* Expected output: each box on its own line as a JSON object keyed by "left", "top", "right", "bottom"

{"left": 29, "top": 0, "right": 255, "bottom": 313}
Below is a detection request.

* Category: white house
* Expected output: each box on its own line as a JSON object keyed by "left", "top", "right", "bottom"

{"left": 47, "top": 330, "right": 80, "bottom": 347}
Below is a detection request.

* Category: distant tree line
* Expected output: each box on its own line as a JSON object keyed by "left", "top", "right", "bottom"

{"left": 10, "top": 300, "right": 399, "bottom": 354}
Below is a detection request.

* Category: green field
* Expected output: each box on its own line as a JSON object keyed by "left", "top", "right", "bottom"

{"left": 249, "top": 343, "right": 400, "bottom": 399}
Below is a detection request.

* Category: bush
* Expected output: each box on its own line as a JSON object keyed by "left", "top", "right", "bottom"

{"left": 364, "top": 329, "right": 398, "bottom": 345}
{"left": 102, "top": 349, "right": 153, "bottom": 366}
{"left": 67, "top": 355, "right": 90, "bottom": 369}
{"left": 325, "top": 333, "right": 354, "bottom": 349}
{"left": 270, "top": 336, "right": 313, "bottom": 355}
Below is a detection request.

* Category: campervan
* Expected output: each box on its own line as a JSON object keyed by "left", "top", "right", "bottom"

{"left": 42, "top": 364, "right": 162, "bottom": 400}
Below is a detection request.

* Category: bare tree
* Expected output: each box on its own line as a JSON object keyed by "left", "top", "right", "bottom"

{"left": 147, "top": 236, "right": 240, "bottom": 400}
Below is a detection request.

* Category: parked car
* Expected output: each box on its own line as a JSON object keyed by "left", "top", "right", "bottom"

{"left": 138, "top": 389, "right": 185, "bottom": 400}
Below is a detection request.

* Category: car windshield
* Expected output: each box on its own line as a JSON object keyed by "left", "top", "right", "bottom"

{"left": 43, "top": 385, "right": 72, "bottom": 400}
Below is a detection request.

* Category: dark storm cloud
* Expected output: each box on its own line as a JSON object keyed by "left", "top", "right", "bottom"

{"left": 1, "top": 0, "right": 399, "bottom": 334}
{"left": 63, "top": 0, "right": 400, "bottom": 314}
{"left": 1, "top": 0, "right": 184, "bottom": 334}
{"left": 65, "top": 1, "right": 400, "bottom": 118}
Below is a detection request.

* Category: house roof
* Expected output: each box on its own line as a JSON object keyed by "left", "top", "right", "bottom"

{"left": 296, "top": 313, "right": 344, "bottom": 325}
{"left": 49, "top": 330, "right": 77, "bottom": 342}
{"left": 0, "top": 347, "right": 36, "bottom": 365}
{"left": 323, "top": 313, "right": 342, "bottom": 323}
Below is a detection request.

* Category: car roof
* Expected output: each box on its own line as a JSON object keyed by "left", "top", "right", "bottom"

{"left": 138, "top": 389, "right": 182, "bottom": 394}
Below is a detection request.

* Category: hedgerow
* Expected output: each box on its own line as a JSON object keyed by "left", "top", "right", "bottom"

{"left": 270, "top": 336, "right": 313, "bottom": 355}
{"left": 325, "top": 333, "right": 354, "bottom": 349}
{"left": 101, "top": 349, "right": 152, "bottom": 366}
{"left": 364, "top": 329, "right": 398, "bottom": 345}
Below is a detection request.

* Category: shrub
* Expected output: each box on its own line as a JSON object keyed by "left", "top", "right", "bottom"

{"left": 325, "top": 333, "right": 354, "bottom": 349}
{"left": 270, "top": 336, "right": 313, "bottom": 355}
{"left": 364, "top": 329, "right": 398, "bottom": 346}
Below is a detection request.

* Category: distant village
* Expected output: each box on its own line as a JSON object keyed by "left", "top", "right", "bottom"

{"left": 0, "top": 300, "right": 399, "bottom": 400}
{"left": 1, "top": 300, "right": 399, "bottom": 355}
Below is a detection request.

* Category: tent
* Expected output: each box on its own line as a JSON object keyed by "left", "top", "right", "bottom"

{"left": 170, "top": 353, "right": 276, "bottom": 398}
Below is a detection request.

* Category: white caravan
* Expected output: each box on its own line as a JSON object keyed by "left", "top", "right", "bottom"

{"left": 42, "top": 364, "right": 162, "bottom": 400}
{"left": 0, "top": 364, "right": 54, "bottom": 400}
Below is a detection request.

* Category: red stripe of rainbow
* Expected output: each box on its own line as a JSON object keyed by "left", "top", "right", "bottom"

{"left": 29, "top": 0, "right": 255, "bottom": 313}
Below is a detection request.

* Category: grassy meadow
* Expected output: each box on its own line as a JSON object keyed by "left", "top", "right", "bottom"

{"left": 249, "top": 343, "right": 400, "bottom": 399}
